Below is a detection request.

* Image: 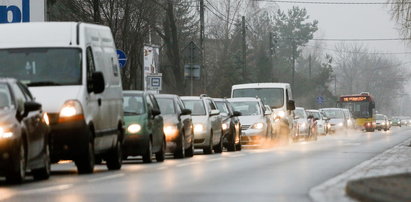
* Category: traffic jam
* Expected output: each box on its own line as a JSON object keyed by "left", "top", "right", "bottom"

{"left": 0, "top": 23, "right": 400, "bottom": 184}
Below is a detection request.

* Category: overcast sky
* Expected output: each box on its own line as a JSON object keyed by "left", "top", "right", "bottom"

{"left": 263, "top": 1, "right": 411, "bottom": 65}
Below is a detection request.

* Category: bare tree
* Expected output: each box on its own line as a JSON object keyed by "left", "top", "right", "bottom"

{"left": 390, "top": 0, "right": 411, "bottom": 39}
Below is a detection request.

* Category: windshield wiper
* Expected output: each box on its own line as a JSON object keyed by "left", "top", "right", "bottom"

{"left": 27, "top": 81, "right": 62, "bottom": 87}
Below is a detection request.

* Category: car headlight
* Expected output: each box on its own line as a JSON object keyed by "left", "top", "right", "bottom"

{"left": 300, "top": 122, "right": 306, "bottom": 129}
{"left": 58, "top": 100, "right": 84, "bottom": 122}
{"left": 276, "top": 110, "right": 285, "bottom": 119}
{"left": 0, "top": 127, "right": 13, "bottom": 138}
{"left": 164, "top": 125, "right": 178, "bottom": 137}
{"left": 43, "top": 113, "right": 50, "bottom": 126}
{"left": 338, "top": 122, "right": 344, "bottom": 127}
{"left": 127, "top": 124, "right": 141, "bottom": 134}
{"left": 251, "top": 122, "right": 264, "bottom": 129}
{"left": 194, "top": 124, "right": 205, "bottom": 133}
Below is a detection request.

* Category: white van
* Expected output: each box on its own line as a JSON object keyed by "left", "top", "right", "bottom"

{"left": 0, "top": 22, "right": 124, "bottom": 173}
{"left": 231, "top": 83, "right": 295, "bottom": 142}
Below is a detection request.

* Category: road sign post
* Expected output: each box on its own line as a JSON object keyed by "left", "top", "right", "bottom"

{"left": 183, "top": 41, "right": 201, "bottom": 96}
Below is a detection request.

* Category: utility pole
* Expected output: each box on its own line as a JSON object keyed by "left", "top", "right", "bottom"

{"left": 292, "top": 42, "right": 296, "bottom": 89}
{"left": 308, "top": 54, "right": 312, "bottom": 80}
{"left": 242, "top": 16, "right": 246, "bottom": 81}
{"left": 200, "top": 0, "right": 205, "bottom": 93}
{"left": 93, "top": 0, "right": 100, "bottom": 24}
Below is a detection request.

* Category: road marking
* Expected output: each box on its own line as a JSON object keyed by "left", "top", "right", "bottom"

{"left": 20, "top": 184, "right": 73, "bottom": 195}
{"left": 88, "top": 174, "right": 125, "bottom": 183}
{"left": 176, "top": 162, "right": 198, "bottom": 167}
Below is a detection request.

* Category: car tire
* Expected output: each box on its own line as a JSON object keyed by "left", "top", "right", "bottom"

{"left": 185, "top": 139, "right": 195, "bottom": 157}
{"left": 213, "top": 132, "right": 223, "bottom": 154}
{"left": 106, "top": 139, "right": 122, "bottom": 170}
{"left": 235, "top": 129, "right": 242, "bottom": 151}
{"left": 75, "top": 140, "right": 95, "bottom": 174}
{"left": 155, "top": 137, "right": 166, "bottom": 162}
{"left": 6, "top": 141, "right": 26, "bottom": 184}
{"left": 227, "top": 128, "right": 236, "bottom": 152}
{"left": 203, "top": 131, "right": 213, "bottom": 154}
{"left": 142, "top": 138, "right": 153, "bottom": 163}
{"left": 174, "top": 133, "right": 186, "bottom": 159}
{"left": 32, "top": 143, "right": 51, "bottom": 180}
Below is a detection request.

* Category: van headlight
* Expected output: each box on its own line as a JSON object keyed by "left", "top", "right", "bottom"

{"left": 194, "top": 124, "right": 205, "bottom": 133}
{"left": 164, "top": 125, "right": 178, "bottom": 137}
{"left": 251, "top": 122, "right": 264, "bottom": 129}
{"left": 127, "top": 124, "right": 141, "bottom": 134}
{"left": 0, "top": 126, "right": 13, "bottom": 138}
{"left": 58, "top": 100, "right": 84, "bottom": 122}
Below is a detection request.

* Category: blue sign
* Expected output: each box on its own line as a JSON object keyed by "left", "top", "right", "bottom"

{"left": 0, "top": 0, "right": 30, "bottom": 23}
{"left": 116, "top": 49, "right": 127, "bottom": 68}
{"left": 316, "top": 96, "right": 325, "bottom": 104}
{"left": 151, "top": 78, "right": 161, "bottom": 87}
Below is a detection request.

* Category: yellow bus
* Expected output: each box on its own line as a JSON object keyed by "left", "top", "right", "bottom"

{"left": 339, "top": 92, "right": 376, "bottom": 132}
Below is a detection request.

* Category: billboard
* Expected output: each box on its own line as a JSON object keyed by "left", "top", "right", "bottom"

{"left": 143, "top": 45, "right": 159, "bottom": 74}
{"left": 0, "top": 0, "right": 45, "bottom": 23}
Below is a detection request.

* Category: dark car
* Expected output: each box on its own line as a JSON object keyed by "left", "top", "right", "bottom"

{"left": 0, "top": 78, "right": 50, "bottom": 183}
{"left": 214, "top": 98, "right": 242, "bottom": 151}
{"left": 155, "top": 94, "right": 194, "bottom": 158}
{"left": 122, "top": 91, "right": 166, "bottom": 163}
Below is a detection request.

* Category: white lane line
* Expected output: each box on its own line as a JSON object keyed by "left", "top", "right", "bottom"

{"left": 20, "top": 184, "right": 73, "bottom": 195}
{"left": 176, "top": 162, "right": 198, "bottom": 167}
{"left": 88, "top": 173, "right": 125, "bottom": 183}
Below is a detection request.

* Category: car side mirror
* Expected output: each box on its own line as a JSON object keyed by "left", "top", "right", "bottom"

{"left": 295, "top": 115, "right": 300, "bottom": 119}
{"left": 232, "top": 111, "right": 241, "bottom": 117}
{"left": 23, "top": 101, "right": 42, "bottom": 117}
{"left": 181, "top": 109, "right": 191, "bottom": 116}
{"left": 91, "top": 72, "right": 105, "bottom": 94}
{"left": 151, "top": 109, "right": 161, "bottom": 117}
{"left": 210, "top": 109, "right": 220, "bottom": 116}
{"left": 287, "top": 100, "right": 295, "bottom": 110}
{"left": 264, "top": 110, "right": 272, "bottom": 116}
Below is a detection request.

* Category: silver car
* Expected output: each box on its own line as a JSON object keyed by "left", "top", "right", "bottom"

{"left": 181, "top": 95, "right": 223, "bottom": 154}
{"left": 228, "top": 97, "right": 272, "bottom": 145}
{"left": 320, "top": 108, "right": 347, "bottom": 133}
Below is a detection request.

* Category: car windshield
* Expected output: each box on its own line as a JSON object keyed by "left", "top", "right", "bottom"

{"left": 215, "top": 101, "right": 229, "bottom": 114}
{"left": 321, "top": 110, "right": 344, "bottom": 119}
{"left": 123, "top": 94, "right": 145, "bottom": 115}
{"left": 306, "top": 111, "right": 321, "bottom": 119}
{"left": 182, "top": 100, "right": 206, "bottom": 116}
{"left": 0, "top": 48, "right": 82, "bottom": 86}
{"left": 232, "top": 88, "right": 284, "bottom": 108}
{"left": 0, "top": 83, "right": 12, "bottom": 109}
{"left": 376, "top": 115, "right": 385, "bottom": 120}
{"left": 230, "top": 101, "right": 261, "bottom": 116}
{"left": 295, "top": 109, "right": 306, "bottom": 119}
{"left": 157, "top": 98, "right": 176, "bottom": 115}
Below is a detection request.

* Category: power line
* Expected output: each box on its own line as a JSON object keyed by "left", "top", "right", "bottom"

{"left": 305, "top": 44, "right": 411, "bottom": 55}
{"left": 252, "top": 0, "right": 411, "bottom": 5}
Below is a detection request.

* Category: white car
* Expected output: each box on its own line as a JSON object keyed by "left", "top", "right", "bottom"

{"left": 181, "top": 95, "right": 223, "bottom": 154}
{"left": 228, "top": 97, "right": 272, "bottom": 145}
{"left": 293, "top": 107, "right": 316, "bottom": 141}
{"left": 306, "top": 109, "right": 328, "bottom": 135}
{"left": 320, "top": 108, "right": 347, "bottom": 133}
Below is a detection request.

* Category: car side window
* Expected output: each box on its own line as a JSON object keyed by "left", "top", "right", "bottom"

{"left": 177, "top": 98, "right": 185, "bottom": 110}
{"left": 10, "top": 83, "right": 27, "bottom": 111}
{"left": 146, "top": 95, "right": 153, "bottom": 110}
{"left": 86, "top": 47, "right": 96, "bottom": 93}
{"left": 206, "top": 99, "right": 216, "bottom": 111}
{"left": 150, "top": 95, "right": 160, "bottom": 111}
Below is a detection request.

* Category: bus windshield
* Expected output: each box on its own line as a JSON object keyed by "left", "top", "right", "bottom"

{"left": 0, "top": 48, "right": 82, "bottom": 86}
{"left": 341, "top": 102, "right": 371, "bottom": 118}
{"left": 232, "top": 88, "right": 284, "bottom": 108}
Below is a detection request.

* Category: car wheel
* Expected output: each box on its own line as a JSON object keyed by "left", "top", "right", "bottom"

{"left": 174, "top": 133, "right": 186, "bottom": 159}
{"left": 155, "top": 137, "right": 166, "bottom": 162}
{"left": 32, "top": 143, "right": 51, "bottom": 180}
{"left": 213, "top": 132, "right": 223, "bottom": 154}
{"left": 203, "top": 131, "right": 213, "bottom": 154}
{"left": 75, "top": 140, "right": 95, "bottom": 174}
{"left": 227, "top": 128, "right": 236, "bottom": 152}
{"left": 6, "top": 141, "right": 26, "bottom": 184}
{"left": 106, "top": 139, "right": 122, "bottom": 170}
{"left": 235, "top": 129, "right": 242, "bottom": 151}
{"left": 185, "top": 138, "right": 195, "bottom": 157}
{"left": 142, "top": 138, "right": 153, "bottom": 163}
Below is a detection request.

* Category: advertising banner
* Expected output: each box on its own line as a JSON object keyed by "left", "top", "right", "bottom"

{"left": 0, "top": 0, "right": 45, "bottom": 23}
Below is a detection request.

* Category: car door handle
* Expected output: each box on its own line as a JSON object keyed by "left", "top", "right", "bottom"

{"left": 98, "top": 98, "right": 102, "bottom": 106}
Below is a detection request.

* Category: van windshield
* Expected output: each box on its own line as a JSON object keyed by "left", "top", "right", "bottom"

{"left": 0, "top": 48, "right": 82, "bottom": 86}
{"left": 232, "top": 88, "right": 284, "bottom": 109}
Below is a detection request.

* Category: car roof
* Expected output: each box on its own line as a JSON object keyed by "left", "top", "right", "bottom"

{"left": 296, "top": 107, "right": 305, "bottom": 110}
{"left": 320, "top": 108, "right": 342, "bottom": 110}
{"left": 154, "top": 94, "right": 178, "bottom": 99}
{"left": 306, "top": 109, "right": 320, "bottom": 112}
{"left": 180, "top": 96, "right": 202, "bottom": 100}
{"left": 0, "top": 77, "right": 17, "bottom": 83}
{"left": 213, "top": 98, "right": 227, "bottom": 102}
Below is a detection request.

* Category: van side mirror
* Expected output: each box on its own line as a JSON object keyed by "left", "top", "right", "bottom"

{"left": 287, "top": 100, "right": 295, "bottom": 110}
{"left": 181, "top": 109, "right": 191, "bottom": 116}
{"left": 91, "top": 72, "right": 105, "bottom": 94}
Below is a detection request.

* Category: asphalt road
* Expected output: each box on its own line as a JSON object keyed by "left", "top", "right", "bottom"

{"left": 1, "top": 127, "right": 410, "bottom": 202}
